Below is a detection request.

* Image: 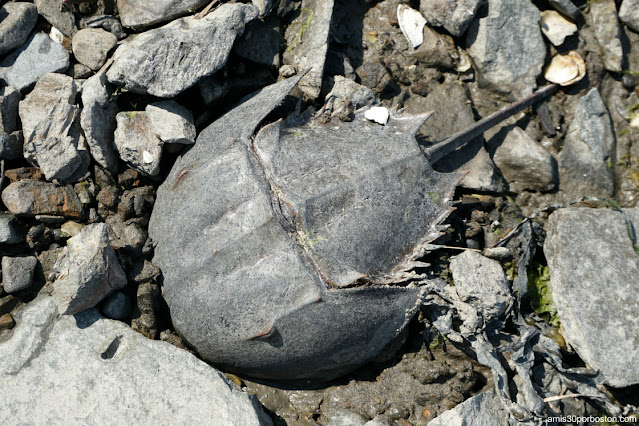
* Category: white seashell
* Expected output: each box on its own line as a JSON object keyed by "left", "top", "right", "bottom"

{"left": 544, "top": 51, "right": 586, "bottom": 86}
{"left": 49, "top": 27, "right": 65, "bottom": 46}
{"left": 364, "top": 106, "right": 390, "bottom": 125}
{"left": 397, "top": 5, "right": 427, "bottom": 49}
{"left": 539, "top": 10, "right": 578, "bottom": 46}
{"left": 142, "top": 150, "right": 154, "bottom": 164}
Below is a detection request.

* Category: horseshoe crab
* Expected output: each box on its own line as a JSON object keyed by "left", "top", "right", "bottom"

{"left": 149, "top": 75, "right": 554, "bottom": 382}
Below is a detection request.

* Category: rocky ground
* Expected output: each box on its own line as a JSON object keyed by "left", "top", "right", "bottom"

{"left": 1, "top": 0, "right": 639, "bottom": 425}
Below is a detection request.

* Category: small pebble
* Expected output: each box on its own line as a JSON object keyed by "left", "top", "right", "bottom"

{"left": 2, "top": 256, "right": 38, "bottom": 293}
{"left": 0, "top": 313, "right": 15, "bottom": 329}
{"left": 483, "top": 247, "right": 512, "bottom": 262}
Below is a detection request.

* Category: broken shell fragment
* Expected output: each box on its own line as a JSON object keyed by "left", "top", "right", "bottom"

{"left": 539, "top": 10, "right": 578, "bottom": 46}
{"left": 456, "top": 47, "right": 473, "bottom": 73}
{"left": 397, "top": 4, "right": 427, "bottom": 48}
{"left": 149, "top": 76, "right": 461, "bottom": 382}
{"left": 364, "top": 106, "right": 390, "bottom": 125}
{"left": 544, "top": 51, "right": 586, "bottom": 86}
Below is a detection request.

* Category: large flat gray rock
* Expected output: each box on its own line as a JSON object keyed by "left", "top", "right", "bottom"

{"left": 0, "top": 2, "right": 38, "bottom": 55}
{"left": 544, "top": 208, "right": 639, "bottom": 387}
{"left": 0, "top": 297, "right": 271, "bottom": 425}
{"left": 0, "top": 32, "right": 69, "bottom": 91}
{"left": 106, "top": 3, "right": 258, "bottom": 97}
{"left": 117, "top": 0, "right": 209, "bottom": 29}
{"left": 466, "top": 0, "right": 546, "bottom": 98}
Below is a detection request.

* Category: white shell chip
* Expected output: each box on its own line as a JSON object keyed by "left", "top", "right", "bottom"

{"left": 397, "top": 5, "right": 427, "bottom": 49}
{"left": 364, "top": 106, "right": 390, "bottom": 125}
{"left": 49, "top": 27, "right": 65, "bottom": 46}
{"left": 142, "top": 150, "right": 154, "bottom": 164}
{"left": 539, "top": 10, "right": 578, "bottom": 46}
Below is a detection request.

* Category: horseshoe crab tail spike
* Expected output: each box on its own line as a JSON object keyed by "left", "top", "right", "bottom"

{"left": 423, "top": 84, "right": 560, "bottom": 164}
{"left": 390, "top": 110, "right": 434, "bottom": 136}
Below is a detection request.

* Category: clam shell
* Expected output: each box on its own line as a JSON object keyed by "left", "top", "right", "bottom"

{"left": 544, "top": 51, "right": 586, "bottom": 86}
{"left": 397, "top": 4, "right": 427, "bottom": 49}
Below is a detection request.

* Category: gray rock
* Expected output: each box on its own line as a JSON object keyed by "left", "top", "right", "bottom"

{"left": 428, "top": 389, "right": 509, "bottom": 426}
{"left": 19, "top": 73, "right": 89, "bottom": 182}
{"left": 282, "top": 0, "right": 334, "bottom": 99}
{"left": 149, "top": 76, "right": 460, "bottom": 381}
{"left": 0, "top": 297, "right": 272, "bottom": 425}
{"left": 80, "top": 73, "right": 120, "bottom": 172}
{"left": 620, "top": 0, "right": 639, "bottom": 33}
{"left": 403, "top": 84, "right": 506, "bottom": 193}
{"left": 406, "top": 83, "right": 474, "bottom": 145}
{"left": 419, "top": 0, "right": 482, "bottom": 37}
{"left": 69, "top": 63, "right": 93, "bottom": 79}
{"left": 0, "top": 131, "right": 23, "bottom": 161}
{"left": 80, "top": 14, "right": 127, "bottom": 40}
{"left": 559, "top": 89, "right": 616, "bottom": 199}
{"left": 0, "top": 32, "right": 70, "bottom": 91}
{"left": 251, "top": 0, "right": 272, "bottom": 16}
{"left": 321, "top": 76, "right": 375, "bottom": 118}
{"left": 492, "top": 126, "right": 557, "bottom": 192}
{"left": 72, "top": 28, "right": 118, "bottom": 71}
{"left": 0, "top": 86, "right": 21, "bottom": 134}
{"left": 436, "top": 139, "right": 506, "bottom": 193}
{"left": 127, "top": 259, "right": 161, "bottom": 284}
{"left": 0, "top": 212, "right": 23, "bottom": 244}
{"left": 548, "top": 0, "right": 582, "bottom": 22}
{"left": 100, "top": 290, "right": 132, "bottom": 320}
{"left": 106, "top": 3, "right": 259, "bottom": 97}
{"left": 123, "top": 223, "right": 147, "bottom": 249}
{"left": 466, "top": 0, "right": 546, "bottom": 98}
{"left": 34, "top": 0, "right": 78, "bottom": 37}
{"left": 145, "top": 100, "right": 196, "bottom": 145}
{"left": 589, "top": 0, "right": 623, "bottom": 72}
{"left": 117, "top": 0, "right": 209, "bottom": 29}
{"left": 545, "top": 208, "right": 639, "bottom": 387}
{"left": 51, "top": 223, "right": 127, "bottom": 315}
{"left": 0, "top": 2, "right": 38, "bottom": 56}
{"left": 234, "top": 15, "right": 281, "bottom": 67}
{"left": 1, "top": 180, "right": 84, "bottom": 219}
{"left": 1, "top": 256, "right": 37, "bottom": 293}
{"left": 483, "top": 246, "right": 511, "bottom": 262}
{"left": 114, "top": 111, "right": 163, "bottom": 176}
{"left": 413, "top": 26, "right": 456, "bottom": 70}
{"left": 449, "top": 250, "right": 511, "bottom": 321}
